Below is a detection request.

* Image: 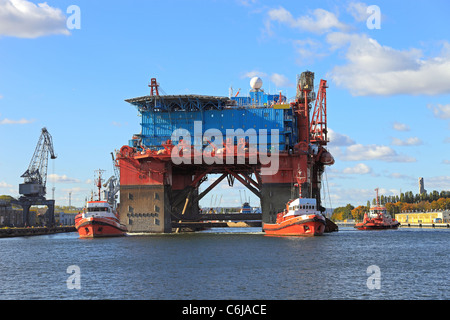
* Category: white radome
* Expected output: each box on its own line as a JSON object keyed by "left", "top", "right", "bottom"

{"left": 250, "top": 77, "right": 263, "bottom": 90}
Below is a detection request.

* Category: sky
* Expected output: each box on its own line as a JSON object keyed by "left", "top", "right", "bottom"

{"left": 0, "top": 0, "right": 449, "bottom": 209}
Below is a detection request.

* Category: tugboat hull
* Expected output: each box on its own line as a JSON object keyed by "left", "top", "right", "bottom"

{"left": 76, "top": 216, "right": 127, "bottom": 238}
{"left": 355, "top": 221, "right": 400, "bottom": 230}
{"left": 263, "top": 215, "right": 326, "bottom": 237}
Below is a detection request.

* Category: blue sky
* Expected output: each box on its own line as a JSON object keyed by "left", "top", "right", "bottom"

{"left": 0, "top": 0, "right": 449, "bottom": 209}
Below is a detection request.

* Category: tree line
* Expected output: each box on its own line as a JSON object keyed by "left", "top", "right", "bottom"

{"left": 331, "top": 190, "right": 450, "bottom": 221}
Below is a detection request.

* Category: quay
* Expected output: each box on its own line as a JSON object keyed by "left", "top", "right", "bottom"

{"left": 335, "top": 221, "right": 450, "bottom": 229}
{"left": 172, "top": 221, "right": 261, "bottom": 231}
{"left": 399, "top": 223, "right": 450, "bottom": 229}
{"left": 336, "top": 221, "right": 356, "bottom": 227}
{"left": 0, "top": 226, "right": 76, "bottom": 238}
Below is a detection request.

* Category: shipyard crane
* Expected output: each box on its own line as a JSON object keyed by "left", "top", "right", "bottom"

{"left": 20, "top": 127, "right": 57, "bottom": 198}
{"left": 16, "top": 127, "right": 57, "bottom": 226}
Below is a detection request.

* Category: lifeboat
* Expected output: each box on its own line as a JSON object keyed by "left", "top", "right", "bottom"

{"left": 263, "top": 198, "right": 326, "bottom": 236}
{"left": 320, "top": 151, "right": 335, "bottom": 165}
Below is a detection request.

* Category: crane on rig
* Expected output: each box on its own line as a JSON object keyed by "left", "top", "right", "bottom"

{"left": 103, "top": 152, "right": 120, "bottom": 211}
{"left": 16, "top": 127, "right": 57, "bottom": 226}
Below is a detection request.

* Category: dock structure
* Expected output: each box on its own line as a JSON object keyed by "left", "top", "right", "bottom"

{"left": 0, "top": 226, "right": 75, "bottom": 238}
{"left": 116, "top": 73, "right": 337, "bottom": 233}
{"left": 400, "top": 223, "right": 450, "bottom": 228}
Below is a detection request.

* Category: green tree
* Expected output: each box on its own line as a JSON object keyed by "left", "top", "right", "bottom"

{"left": 331, "top": 204, "right": 355, "bottom": 221}
{"left": 385, "top": 202, "right": 399, "bottom": 215}
{"left": 351, "top": 206, "right": 366, "bottom": 221}
{"left": 431, "top": 190, "right": 440, "bottom": 201}
{"left": 0, "top": 195, "right": 16, "bottom": 202}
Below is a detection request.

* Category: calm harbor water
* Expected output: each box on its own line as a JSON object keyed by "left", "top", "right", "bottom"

{"left": 0, "top": 227, "right": 448, "bottom": 300}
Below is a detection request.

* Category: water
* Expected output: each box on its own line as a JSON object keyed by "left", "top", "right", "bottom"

{"left": 0, "top": 227, "right": 448, "bottom": 300}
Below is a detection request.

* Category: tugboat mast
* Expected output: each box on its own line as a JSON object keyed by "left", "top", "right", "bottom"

{"left": 94, "top": 169, "right": 106, "bottom": 201}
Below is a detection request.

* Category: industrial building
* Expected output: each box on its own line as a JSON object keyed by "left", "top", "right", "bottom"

{"left": 55, "top": 211, "right": 77, "bottom": 226}
{"left": 0, "top": 200, "right": 23, "bottom": 226}
{"left": 396, "top": 210, "right": 450, "bottom": 224}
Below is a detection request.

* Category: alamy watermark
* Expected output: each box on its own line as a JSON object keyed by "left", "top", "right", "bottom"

{"left": 170, "top": 121, "right": 280, "bottom": 175}
{"left": 366, "top": 265, "right": 381, "bottom": 290}
{"left": 66, "top": 5, "right": 81, "bottom": 30}
{"left": 366, "top": 5, "right": 381, "bottom": 30}
{"left": 66, "top": 265, "right": 81, "bottom": 290}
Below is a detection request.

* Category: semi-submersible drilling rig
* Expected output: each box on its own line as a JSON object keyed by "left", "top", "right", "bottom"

{"left": 116, "top": 71, "right": 336, "bottom": 233}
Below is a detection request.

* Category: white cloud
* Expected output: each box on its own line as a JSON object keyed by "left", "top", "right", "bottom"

{"left": 270, "top": 73, "right": 294, "bottom": 87}
{"left": 60, "top": 187, "right": 84, "bottom": 193}
{"left": 328, "top": 128, "right": 356, "bottom": 146}
{"left": 0, "top": 0, "right": 69, "bottom": 38}
{"left": 327, "top": 33, "right": 450, "bottom": 96}
{"left": 237, "top": 0, "right": 258, "bottom": 7}
{"left": 261, "top": 5, "right": 450, "bottom": 97}
{"left": 327, "top": 187, "right": 376, "bottom": 207}
{"left": 0, "top": 114, "right": 35, "bottom": 124}
{"left": 428, "top": 103, "right": 450, "bottom": 119}
{"left": 337, "top": 143, "right": 416, "bottom": 162}
{"left": 48, "top": 174, "right": 80, "bottom": 183}
{"left": 342, "top": 163, "right": 372, "bottom": 174}
{"left": 392, "top": 122, "right": 410, "bottom": 132}
{"left": 0, "top": 181, "right": 12, "bottom": 188}
{"left": 329, "top": 129, "right": 416, "bottom": 163}
{"left": 267, "top": 6, "right": 349, "bottom": 35}
{"left": 241, "top": 70, "right": 267, "bottom": 79}
{"left": 241, "top": 71, "right": 293, "bottom": 88}
{"left": 111, "top": 121, "right": 128, "bottom": 127}
{"left": 241, "top": 70, "right": 268, "bottom": 81}
{"left": 391, "top": 137, "right": 423, "bottom": 146}
{"left": 425, "top": 176, "right": 450, "bottom": 190}
{"left": 294, "top": 38, "right": 328, "bottom": 64}
{"left": 347, "top": 2, "right": 371, "bottom": 22}
{"left": 389, "top": 172, "right": 415, "bottom": 180}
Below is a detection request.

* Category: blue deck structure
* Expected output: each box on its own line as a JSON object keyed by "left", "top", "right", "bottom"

{"left": 125, "top": 89, "right": 297, "bottom": 152}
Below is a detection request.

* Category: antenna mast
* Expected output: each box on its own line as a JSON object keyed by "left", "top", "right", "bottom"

{"left": 94, "top": 169, "right": 106, "bottom": 201}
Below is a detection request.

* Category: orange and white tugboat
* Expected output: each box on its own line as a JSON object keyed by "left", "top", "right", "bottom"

{"left": 354, "top": 188, "right": 400, "bottom": 230}
{"left": 263, "top": 197, "right": 326, "bottom": 236}
{"left": 75, "top": 170, "right": 127, "bottom": 238}
{"left": 263, "top": 169, "right": 328, "bottom": 237}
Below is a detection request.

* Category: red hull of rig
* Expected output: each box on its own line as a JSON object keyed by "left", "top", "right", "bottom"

{"left": 116, "top": 72, "right": 336, "bottom": 233}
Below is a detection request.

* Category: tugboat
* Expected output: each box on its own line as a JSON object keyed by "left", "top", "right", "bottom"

{"left": 263, "top": 170, "right": 328, "bottom": 237}
{"left": 263, "top": 197, "right": 327, "bottom": 236}
{"left": 354, "top": 188, "right": 400, "bottom": 230}
{"left": 75, "top": 170, "right": 127, "bottom": 238}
